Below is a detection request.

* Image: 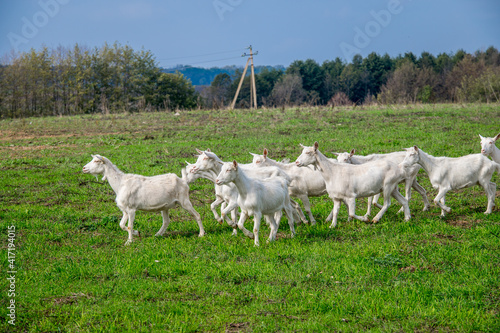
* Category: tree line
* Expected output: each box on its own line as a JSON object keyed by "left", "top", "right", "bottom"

{"left": 163, "top": 64, "right": 284, "bottom": 86}
{"left": 0, "top": 43, "right": 197, "bottom": 118}
{"left": 1, "top": 44, "right": 499, "bottom": 118}
{"left": 203, "top": 47, "right": 500, "bottom": 109}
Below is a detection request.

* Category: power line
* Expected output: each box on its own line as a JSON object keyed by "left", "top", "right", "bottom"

{"left": 181, "top": 56, "right": 243, "bottom": 66}
{"left": 158, "top": 48, "right": 244, "bottom": 62}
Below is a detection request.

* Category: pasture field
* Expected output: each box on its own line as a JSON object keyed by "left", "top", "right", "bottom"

{"left": 1, "top": 104, "right": 500, "bottom": 332}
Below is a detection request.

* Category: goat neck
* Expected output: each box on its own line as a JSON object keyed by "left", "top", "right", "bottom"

{"left": 101, "top": 158, "right": 125, "bottom": 194}
{"left": 412, "top": 148, "right": 436, "bottom": 175}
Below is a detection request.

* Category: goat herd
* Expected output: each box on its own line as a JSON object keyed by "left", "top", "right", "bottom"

{"left": 82, "top": 133, "right": 500, "bottom": 246}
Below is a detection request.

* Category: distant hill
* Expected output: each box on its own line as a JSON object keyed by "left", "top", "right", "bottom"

{"left": 161, "top": 65, "right": 285, "bottom": 86}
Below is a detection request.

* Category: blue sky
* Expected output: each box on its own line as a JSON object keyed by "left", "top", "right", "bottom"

{"left": 1, "top": 0, "right": 499, "bottom": 68}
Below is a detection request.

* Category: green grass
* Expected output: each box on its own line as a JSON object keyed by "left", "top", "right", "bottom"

{"left": 1, "top": 104, "right": 500, "bottom": 332}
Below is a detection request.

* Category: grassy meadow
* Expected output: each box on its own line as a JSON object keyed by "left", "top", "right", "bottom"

{"left": 1, "top": 104, "right": 499, "bottom": 332}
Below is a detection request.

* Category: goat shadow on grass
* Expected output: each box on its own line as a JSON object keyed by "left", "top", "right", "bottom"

{"left": 295, "top": 225, "right": 348, "bottom": 243}
{"left": 148, "top": 230, "right": 203, "bottom": 239}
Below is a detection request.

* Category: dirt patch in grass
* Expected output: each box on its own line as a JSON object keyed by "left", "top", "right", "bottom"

{"left": 0, "top": 144, "right": 78, "bottom": 151}
{"left": 0, "top": 129, "right": 133, "bottom": 141}
{"left": 225, "top": 321, "right": 251, "bottom": 333}
{"left": 447, "top": 218, "right": 480, "bottom": 229}
{"left": 43, "top": 292, "right": 92, "bottom": 306}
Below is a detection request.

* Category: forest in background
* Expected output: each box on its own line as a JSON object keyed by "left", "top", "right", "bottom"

{"left": 162, "top": 64, "right": 285, "bottom": 86}
{"left": 1, "top": 42, "right": 499, "bottom": 118}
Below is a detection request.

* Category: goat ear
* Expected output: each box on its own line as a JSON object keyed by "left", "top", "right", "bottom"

{"left": 413, "top": 145, "right": 419, "bottom": 152}
{"left": 350, "top": 149, "right": 355, "bottom": 156}
{"left": 206, "top": 148, "right": 211, "bottom": 152}
{"left": 233, "top": 160, "right": 238, "bottom": 168}
{"left": 494, "top": 133, "right": 500, "bottom": 141}
{"left": 196, "top": 148, "right": 203, "bottom": 154}
{"left": 479, "top": 134, "right": 484, "bottom": 140}
{"left": 314, "top": 142, "right": 319, "bottom": 151}
{"left": 332, "top": 152, "right": 339, "bottom": 156}
{"left": 299, "top": 143, "right": 305, "bottom": 148}
{"left": 263, "top": 148, "right": 268, "bottom": 158}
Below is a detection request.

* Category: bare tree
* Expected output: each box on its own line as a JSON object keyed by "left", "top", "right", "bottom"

{"left": 269, "top": 73, "right": 306, "bottom": 107}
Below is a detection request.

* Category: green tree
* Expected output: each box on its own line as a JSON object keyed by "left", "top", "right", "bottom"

{"left": 321, "top": 57, "right": 345, "bottom": 103}
{"left": 208, "top": 72, "right": 232, "bottom": 109}
{"left": 286, "top": 59, "right": 324, "bottom": 96}
{"left": 418, "top": 51, "right": 436, "bottom": 70}
{"left": 435, "top": 52, "right": 453, "bottom": 74}
{"left": 362, "top": 52, "right": 394, "bottom": 98}
{"left": 339, "top": 55, "right": 366, "bottom": 103}
{"left": 155, "top": 72, "right": 197, "bottom": 110}
{"left": 255, "top": 68, "right": 283, "bottom": 106}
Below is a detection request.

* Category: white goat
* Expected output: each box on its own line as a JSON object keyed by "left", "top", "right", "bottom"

{"left": 334, "top": 149, "right": 377, "bottom": 218}
{"left": 334, "top": 149, "right": 431, "bottom": 214}
{"left": 191, "top": 149, "right": 299, "bottom": 227}
{"left": 82, "top": 155, "right": 205, "bottom": 245}
{"left": 184, "top": 161, "right": 240, "bottom": 235}
{"left": 402, "top": 146, "right": 500, "bottom": 216}
{"left": 191, "top": 149, "right": 243, "bottom": 227}
{"left": 251, "top": 148, "right": 328, "bottom": 224}
{"left": 215, "top": 160, "right": 296, "bottom": 246}
{"left": 480, "top": 133, "right": 500, "bottom": 163}
{"left": 295, "top": 142, "right": 411, "bottom": 228}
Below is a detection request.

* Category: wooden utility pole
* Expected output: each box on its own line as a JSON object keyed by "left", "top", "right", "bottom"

{"left": 249, "top": 46, "right": 257, "bottom": 108}
{"left": 230, "top": 45, "right": 258, "bottom": 110}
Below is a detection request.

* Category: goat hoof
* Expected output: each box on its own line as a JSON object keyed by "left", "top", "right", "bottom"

{"left": 124, "top": 240, "right": 132, "bottom": 246}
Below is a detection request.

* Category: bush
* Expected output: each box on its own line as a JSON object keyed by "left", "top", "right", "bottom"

{"left": 327, "top": 92, "right": 354, "bottom": 107}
